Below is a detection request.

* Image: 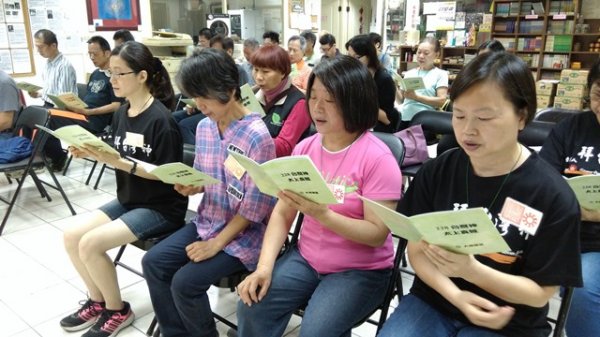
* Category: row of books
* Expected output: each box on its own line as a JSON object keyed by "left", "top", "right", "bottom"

{"left": 519, "top": 20, "right": 545, "bottom": 34}
{"left": 545, "top": 35, "right": 573, "bottom": 52}
{"left": 496, "top": 1, "right": 545, "bottom": 16}
{"left": 519, "top": 53, "right": 541, "bottom": 67}
{"left": 517, "top": 37, "right": 543, "bottom": 51}
{"left": 542, "top": 54, "right": 570, "bottom": 68}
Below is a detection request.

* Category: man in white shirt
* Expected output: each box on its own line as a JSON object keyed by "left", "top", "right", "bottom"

{"left": 29, "top": 29, "right": 77, "bottom": 108}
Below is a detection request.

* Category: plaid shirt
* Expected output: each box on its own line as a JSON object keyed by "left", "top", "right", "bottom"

{"left": 193, "top": 113, "right": 276, "bottom": 269}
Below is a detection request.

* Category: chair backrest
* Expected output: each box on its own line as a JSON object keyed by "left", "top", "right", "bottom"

{"left": 183, "top": 143, "right": 195, "bottom": 166}
{"left": 409, "top": 110, "right": 454, "bottom": 145}
{"left": 77, "top": 83, "right": 88, "bottom": 101}
{"left": 372, "top": 131, "right": 405, "bottom": 168}
{"left": 534, "top": 107, "right": 581, "bottom": 123}
{"left": 13, "top": 106, "right": 49, "bottom": 144}
{"left": 518, "top": 120, "right": 555, "bottom": 148}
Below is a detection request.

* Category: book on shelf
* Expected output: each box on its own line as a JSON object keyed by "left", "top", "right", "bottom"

{"left": 360, "top": 197, "right": 511, "bottom": 255}
{"left": 532, "top": 2, "right": 546, "bottom": 15}
{"left": 227, "top": 151, "right": 339, "bottom": 204}
{"left": 16, "top": 82, "right": 42, "bottom": 92}
{"left": 36, "top": 124, "right": 118, "bottom": 156}
{"left": 47, "top": 93, "right": 89, "bottom": 110}
{"left": 127, "top": 157, "right": 220, "bottom": 187}
{"left": 566, "top": 175, "right": 600, "bottom": 210}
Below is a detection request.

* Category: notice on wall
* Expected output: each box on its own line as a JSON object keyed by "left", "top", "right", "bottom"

{"left": 0, "top": 0, "right": 34, "bottom": 75}
{"left": 0, "top": 48, "right": 13, "bottom": 72}
{"left": 436, "top": 2, "right": 457, "bottom": 30}
{"left": 11, "top": 48, "right": 31, "bottom": 73}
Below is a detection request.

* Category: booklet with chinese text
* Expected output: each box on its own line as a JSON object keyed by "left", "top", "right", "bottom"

{"left": 567, "top": 175, "right": 600, "bottom": 210}
{"left": 392, "top": 72, "right": 426, "bottom": 91}
{"left": 360, "top": 197, "right": 510, "bottom": 254}
{"left": 36, "top": 124, "right": 119, "bottom": 156}
{"left": 228, "top": 151, "right": 338, "bottom": 204}
{"left": 180, "top": 98, "right": 197, "bottom": 109}
{"left": 127, "top": 158, "right": 220, "bottom": 187}
{"left": 47, "top": 93, "right": 88, "bottom": 110}
{"left": 240, "top": 84, "right": 265, "bottom": 117}
{"left": 16, "top": 82, "right": 42, "bottom": 92}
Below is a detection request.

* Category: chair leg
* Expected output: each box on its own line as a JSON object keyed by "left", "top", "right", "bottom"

{"left": 0, "top": 169, "right": 30, "bottom": 235}
{"left": 146, "top": 316, "right": 158, "bottom": 336}
{"left": 62, "top": 155, "right": 73, "bottom": 176}
{"left": 85, "top": 160, "right": 98, "bottom": 185}
{"left": 113, "top": 245, "right": 127, "bottom": 266}
{"left": 30, "top": 171, "right": 51, "bottom": 201}
{"left": 45, "top": 169, "right": 76, "bottom": 215}
{"left": 94, "top": 164, "right": 107, "bottom": 190}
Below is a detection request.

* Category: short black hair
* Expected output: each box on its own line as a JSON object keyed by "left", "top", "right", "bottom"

{"left": 587, "top": 58, "right": 600, "bottom": 89}
{"left": 177, "top": 49, "right": 241, "bottom": 104}
{"left": 198, "top": 28, "right": 213, "bottom": 40}
{"left": 345, "top": 34, "right": 381, "bottom": 71}
{"left": 87, "top": 35, "right": 111, "bottom": 52}
{"left": 307, "top": 56, "right": 378, "bottom": 133}
{"left": 262, "top": 31, "right": 280, "bottom": 44}
{"left": 34, "top": 29, "right": 57, "bottom": 46}
{"left": 113, "top": 29, "right": 134, "bottom": 43}
{"left": 209, "top": 34, "right": 224, "bottom": 48}
{"left": 450, "top": 52, "right": 536, "bottom": 125}
{"left": 478, "top": 39, "right": 506, "bottom": 54}
{"left": 319, "top": 33, "right": 336, "bottom": 46}
{"left": 300, "top": 30, "right": 316, "bottom": 47}
{"left": 222, "top": 37, "right": 234, "bottom": 52}
{"left": 368, "top": 32, "right": 382, "bottom": 46}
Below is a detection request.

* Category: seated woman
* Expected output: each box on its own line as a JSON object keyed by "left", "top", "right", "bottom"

{"left": 236, "top": 55, "right": 403, "bottom": 337}
{"left": 346, "top": 34, "right": 400, "bottom": 133}
{"left": 539, "top": 58, "right": 600, "bottom": 337}
{"left": 398, "top": 37, "right": 449, "bottom": 129}
{"left": 60, "top": 41, "right": 187, "bottom": 337}
{"left": 141, "top": 49, "right": 276, "bottom": 337}
{"left": 378, "top": 52, "right": 582, "bottom": 337}
{"left": 251, "top": 45, "right": 312, "bottom": 157}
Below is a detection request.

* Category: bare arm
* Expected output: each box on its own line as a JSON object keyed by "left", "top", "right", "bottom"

{"left": 404, "top": 87, "right": 448, "bottom": 109}
{"left": 67, "top": 102, "right": 121, "bottom": 116}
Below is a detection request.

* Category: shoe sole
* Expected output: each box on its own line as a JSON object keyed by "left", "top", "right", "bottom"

{"left": 60, "top": 318, "right": 98, "bottom": 332}
{"left": 107, "top": 312, "right": 135, "bottom": 337}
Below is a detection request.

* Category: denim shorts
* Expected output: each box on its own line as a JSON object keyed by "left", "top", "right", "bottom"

{"left": 99, "top": 199, "right": 179, "bottom": 239}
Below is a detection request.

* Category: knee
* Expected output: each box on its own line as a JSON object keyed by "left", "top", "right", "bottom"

{"left": 78, "top": 233, "right": 106, "bottom": 262}
{"left": 63, "top": 227, "right": 81, "bottom": 254}
{"left": 170, "top": 270, "right": 210, "bottom": 299}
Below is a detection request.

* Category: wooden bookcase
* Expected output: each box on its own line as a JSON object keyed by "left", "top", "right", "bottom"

{"left": 491, "top": 0, "right": 600, "bottom": 81}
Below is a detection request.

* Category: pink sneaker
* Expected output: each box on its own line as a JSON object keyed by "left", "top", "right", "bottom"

{"left": 82, "top": 301, "right": 135, "bottom": 337}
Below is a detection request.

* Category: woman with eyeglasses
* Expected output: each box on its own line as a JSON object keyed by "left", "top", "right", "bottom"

{"left": 397, "top": 37, "right": 449, "bottom": 129}
{"left": 346, "top": 34, "right": 400, "bottom": 133}
{"left": 60, "top": 41, "right": 187, "bottom": 337}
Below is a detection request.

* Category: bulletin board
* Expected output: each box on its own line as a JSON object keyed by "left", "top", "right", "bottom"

{"left": 0, "top": 0, "right": 35, "bottom": 76}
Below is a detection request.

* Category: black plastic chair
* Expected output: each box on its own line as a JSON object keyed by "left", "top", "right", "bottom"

{"left": 534, "top": 107, "right": 581, "bottom": 123}
{"left": 0, "top": 106, "right": 76, "bottom": 235}
{"left": 518, "top": 120, "right": 555, "bottom": 148}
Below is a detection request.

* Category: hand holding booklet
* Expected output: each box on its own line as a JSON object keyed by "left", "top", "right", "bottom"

{"left": 36, "top": 124, "right": 119, "bottom": 156}
{"left": 566, "top": 175, "right": 600, "bottom": 210}
{"left": 47, "top": 93, "right": 88, "bottom": 110}
{"left": 240, "top": 84, "right": 265, "bottom": 117}
{"left": 227, "top": 151, "right": 339, "bottom": 204}
{"left": 392, "top": 72, "right": 425, "bottom": 91}
{"left": 127, "top": 158, "right": 220, "bottom": 187}
{"left": 16, "top": 81, "right": 42, "bottom": 92}
{"left": 360, "top": 197, "right": 510, "bottom": 255}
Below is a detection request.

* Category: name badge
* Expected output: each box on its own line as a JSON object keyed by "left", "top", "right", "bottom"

{"left": 328, "top": 183, "right": 345, "bottom": 203}
{"left": 224, "top": 154, "right": 246, "bottom": 180}
{"left": 499, "top": 197, "right": 543, "bottom": 236}
{"left": 226, "top": 183, "right": 244, "bottom": 201}
{"left": 123, "top": 132, "right": 144, "bottom": 148}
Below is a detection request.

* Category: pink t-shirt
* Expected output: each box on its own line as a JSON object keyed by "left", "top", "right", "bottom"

{"left": 294, "top": 132, "right": 403, "bottom": 274}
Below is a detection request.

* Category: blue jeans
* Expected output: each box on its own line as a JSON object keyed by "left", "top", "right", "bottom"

{"left": 142, "top": 222, "right": 246, "bottom": 337}
{"left": 378, "top": 294, "right": 505, "bottom": 337}
{"left": 171, "top": 110, "right": 205, "bottom": 145}
{"left": 565, "top": 252, "right": 600, "bottom": 337}
{"left": 236, "top": 246, "right": 391, "bottom": 337}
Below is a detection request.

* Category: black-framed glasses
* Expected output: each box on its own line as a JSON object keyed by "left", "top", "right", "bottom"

{"left": 107, "top": 70, "right": 135, "bottom": 79}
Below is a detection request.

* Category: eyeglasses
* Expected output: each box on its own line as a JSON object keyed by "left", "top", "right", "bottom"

{"left": 107, "top": 70, "right": 135, "bottom": 79}
{"left": 320, "top": 46, "right": 332, "bottom": 53}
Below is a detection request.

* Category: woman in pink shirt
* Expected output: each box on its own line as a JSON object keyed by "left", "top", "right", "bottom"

{"left": 236, "top": 55, "right": 403, "bottom": 337}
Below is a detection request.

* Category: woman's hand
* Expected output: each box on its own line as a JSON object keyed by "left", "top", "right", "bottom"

{"left": 237, "top": 267, "right": 272, "bottom": 306}
{"left": 403, "top": 89, "right": 418, "bottom": 100}
{"left": 277, "top": 190, "right": 329, "bottom": 220}
{"left": 581, "top": 206, "right": 600, "bottom": 222}
{"left": 185, "top": 239, "right": 222, "bottom": 262}
{"left": 68, "top": 146, "right": 88, "bottom": 159}
{"left": 79, "top": 144, "right": 120, "bottom": 165}
{"left": 174, "top": 183, "right": 203, "bottom": 196}
{"left": 421, "top": 242, "right": 478, "bottom": 279}
{"left": 454, "top": 290, "right": 515, "bottom": 330}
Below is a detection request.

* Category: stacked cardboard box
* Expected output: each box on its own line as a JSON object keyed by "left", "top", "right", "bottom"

{"left": 553, "top": 69, "right": 588, "bottom": 110}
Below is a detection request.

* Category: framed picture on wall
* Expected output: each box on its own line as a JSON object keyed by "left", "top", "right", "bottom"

{"left": 86, "top": 0, "right": 141, "bottom": 31}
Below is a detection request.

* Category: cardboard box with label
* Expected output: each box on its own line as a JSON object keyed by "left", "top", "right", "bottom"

{"left": 556, "top": 83, "right": 587, "bottom": 98}
{"left": 553, "top": 96, "right": 583, "bottom": 110}
{"left": 536, "top": 80, "right": 558, "bottom": 96}
{"left": 560, "top": 69, "right": 590, "bottom": 84}
{"left": 537, "top": 95, "right": 553, "bottom": 108}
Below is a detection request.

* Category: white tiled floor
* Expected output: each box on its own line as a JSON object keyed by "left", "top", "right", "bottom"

{"left": 0, "top": 158, "right": 563, "bottom": 337}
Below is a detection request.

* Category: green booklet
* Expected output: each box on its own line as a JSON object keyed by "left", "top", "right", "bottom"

{"left": 240, "top": 84, "right": 265, "bottom": 117}
{"left": 127, "top": 158, "right": 220, "bottom": 187}
{"left": 47, "top": 93, "right": 88, "bottom": 110}
{"left": 360, "top": 197, "right": 510, "bottom": 255}
{"left": 16, "top": 81, "right": 42, "bottom": 92}
{"left": 392, "top": 72, "right": 425, "bottom": 91}
{"left": 36, "top": 124, "right": 119, "bottom": 156}
{"left": 567, "top": 175, "right": 600, "bottom": 210}
{"left": 180, "top": 98, "right": 197, "bottom": 109}
{"left": 228, "top": 151, "right": 338, "bottom": 204}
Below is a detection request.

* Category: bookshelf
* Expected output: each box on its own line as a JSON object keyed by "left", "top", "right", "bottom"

{"left": 491, "top": 0, "right": 597, "bottom": 81}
